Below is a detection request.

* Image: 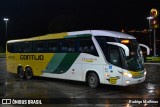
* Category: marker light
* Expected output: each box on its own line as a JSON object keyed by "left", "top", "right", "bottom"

{"left": 105, "top": 73, "right": 109, "bottom": 77}
{"left": 121, "top": 40, "right": 130, "bottom": 44}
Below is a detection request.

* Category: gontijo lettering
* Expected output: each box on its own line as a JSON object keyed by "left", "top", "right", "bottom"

{"left": 20, "top": 55, "right": 44, "bottom": 60}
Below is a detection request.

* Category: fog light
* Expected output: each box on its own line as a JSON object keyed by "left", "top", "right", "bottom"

{"left": 126, "top": 80, "right": 130, "bottom": 84}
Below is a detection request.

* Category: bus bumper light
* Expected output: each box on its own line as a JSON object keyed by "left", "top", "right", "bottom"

{"left": 126, "top": 80, "right": 130, "bottom": 84}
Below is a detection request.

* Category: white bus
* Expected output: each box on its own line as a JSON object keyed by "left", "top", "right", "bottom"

{"left": 6, "top": 30, "right": 150, "bottom": 88}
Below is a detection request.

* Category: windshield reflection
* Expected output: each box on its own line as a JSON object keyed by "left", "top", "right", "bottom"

{"left": 95, "top": 36, "right": 145, "bottom": 71}
{"left": 122, "top": 39, "right": 144, "bottom": 71}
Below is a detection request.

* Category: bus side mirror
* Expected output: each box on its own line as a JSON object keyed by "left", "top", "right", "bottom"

{"left": 139, "top": 44, "right": 150, "bottom": 55}
{"left": 107, "top": 42, "right": 130, "bottom": 57}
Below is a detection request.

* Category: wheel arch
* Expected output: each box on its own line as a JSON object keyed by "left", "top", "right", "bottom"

{"left": 25, "top": 65, "right": 31, "bottom": 70}
{"left": 85, "top": 70, "right": 100, "bottom": 83}
{"left": 17, "top": 64, "right": 23, "bottom": 70}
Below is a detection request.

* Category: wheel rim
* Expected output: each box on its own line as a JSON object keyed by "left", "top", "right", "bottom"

{"left": 89, "top": 74, "right": 97, "bottom": 87}
{"left": 26, "top": 68, "right": 32, "bottom": 79}
{"left": 90, "top": 76, "right": 96, "bottom": 85}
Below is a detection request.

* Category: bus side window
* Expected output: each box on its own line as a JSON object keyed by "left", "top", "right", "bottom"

{"left": 22, "top": 42, "right": 32, "bottom": 53}
{"left": 61, "top": 39, "right": 75, "bottom": 53}
{"left": 7, "top": 43, "right": 14, "bottom": 53}
{"left": 47, "top": 40, "right": 59, "bottom": 52}
{"left": 33, "top": 41, "right": 45, "bottom": 53}
{"left": 14, "top": 42, "right": 22, "bottom": 53}
{"left": 78, "top": 38, "right": 98, "bottom": 56}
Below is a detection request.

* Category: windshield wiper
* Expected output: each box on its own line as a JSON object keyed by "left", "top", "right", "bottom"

{"left": 126, "top": 57, "right": 134, "bottom": 63}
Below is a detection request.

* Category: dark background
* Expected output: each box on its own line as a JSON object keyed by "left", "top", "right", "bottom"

{"left": 0, "top": 0, "right": 159, "bottom": 52}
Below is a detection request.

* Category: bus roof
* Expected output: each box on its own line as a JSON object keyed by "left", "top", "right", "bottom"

{"left": 68, "top": 30, "right": 136, "bottom": 39}
{"left": 7, "top": 30, "right": 135, "bottom": 43}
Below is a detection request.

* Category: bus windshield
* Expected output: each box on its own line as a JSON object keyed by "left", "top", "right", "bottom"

{"left": 121, "top": 39, "right": 144, "bottom": 71}
{"left": 95, "top": 36, "right": 144, "bottom": 71}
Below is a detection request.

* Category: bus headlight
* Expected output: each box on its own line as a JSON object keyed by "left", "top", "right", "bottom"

{"left": 128, "top": 74, "right": 132, "bottom": 78}
{"left": 123, "top": 72, "right": 132, "bottom": 78}
{"left": 144, "top": 71, "right": 147, "bottom": 76}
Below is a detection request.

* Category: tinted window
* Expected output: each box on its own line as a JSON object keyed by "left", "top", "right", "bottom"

{"left": 14, "top": 42, "right": 22, "bottom": 53}
{"left": 7, "top": 43, "right": 14, "bottom": 53}
{"left": 47, "top": 40, "right": 59, "bottom": 52}
{"left": 22, "top": 42, "right": 32, "bottom": 53}
{"left": 7, "top": 42, "right": 21, "bottom": 53}
{"left": 78, "top": 38, "right": 98, "bottom": 56}
{"left": 61, "top": 39, "right": 75, "bottom": 52}
{"left": 33, "top": 41, "right": 45, "bottom": 52}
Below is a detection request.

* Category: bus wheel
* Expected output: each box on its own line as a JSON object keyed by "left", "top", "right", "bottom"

{"left": 87, "top": 72, "right": 99, "bottom": 88}
{"left": 17, "top": 67, "right": 24, "bottom": 79}
{"left": 25, "top": 67, "right": 33, "bottom": 80}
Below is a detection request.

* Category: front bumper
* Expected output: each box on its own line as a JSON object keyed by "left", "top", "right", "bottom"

{"left": 122, "top": 76, "right": 146, "bottom": 86}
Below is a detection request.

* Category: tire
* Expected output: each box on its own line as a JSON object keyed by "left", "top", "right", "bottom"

{"left": 17, "top": 67, "right": 24, "bottom": 79}
{"left": 87, "top": 72, "right": 99, "bottom": 88}
{"left": 25, "top": 67, "right": 33, "bottom": 80}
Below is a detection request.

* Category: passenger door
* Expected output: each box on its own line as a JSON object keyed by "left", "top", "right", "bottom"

{"left": 106, "top": 45, "right": 123, "bottom": 85}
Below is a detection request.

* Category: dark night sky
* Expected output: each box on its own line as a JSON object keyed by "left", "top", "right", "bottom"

{"left": 0, "top": 0, "right": 159, "bottom": 45}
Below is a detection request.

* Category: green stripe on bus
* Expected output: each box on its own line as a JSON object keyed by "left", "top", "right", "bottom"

{"left": 53, "top": 53, "right": 80, "bottom": 74}
{"left": 45, "top": 53, "right": 67, "bottom": 73}
{"left": 45, "top": 53, "right": 80, "bottom": 74}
